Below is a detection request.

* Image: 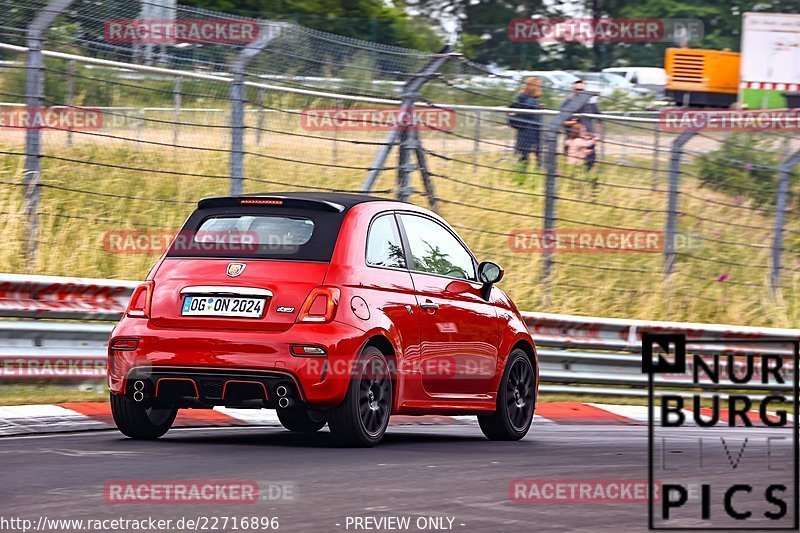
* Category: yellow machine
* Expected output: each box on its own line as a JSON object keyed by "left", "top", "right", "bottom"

{"left": 665, "top": 48, "right": 740, "bottom": 107}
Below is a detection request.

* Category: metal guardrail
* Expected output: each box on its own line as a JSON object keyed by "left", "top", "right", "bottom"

{"left": 0, "top": 274, "right": 797, "bottom": 394}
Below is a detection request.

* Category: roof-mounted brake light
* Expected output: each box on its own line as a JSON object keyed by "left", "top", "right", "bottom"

{"left": 240, "top": 198, "right": 284, "bottom": 206}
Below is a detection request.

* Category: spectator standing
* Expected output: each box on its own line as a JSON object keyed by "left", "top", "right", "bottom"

{"left": 508, "top": 77, "right": 543, "bottom": 178}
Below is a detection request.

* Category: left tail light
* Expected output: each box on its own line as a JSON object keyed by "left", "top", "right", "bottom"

{"left": 126, "top": 281, "right": 154, "bottom": 318}
{"left": 297, "top": 286, "right": 340, "bottom": 323}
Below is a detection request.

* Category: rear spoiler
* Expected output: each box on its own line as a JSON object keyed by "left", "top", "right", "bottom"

{"left": 198, "top": 196, "right": 345, "bottom": 213}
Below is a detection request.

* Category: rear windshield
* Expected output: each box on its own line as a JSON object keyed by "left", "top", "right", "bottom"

{"left": 167, "top": 207, "right": 343, "bottom": 261}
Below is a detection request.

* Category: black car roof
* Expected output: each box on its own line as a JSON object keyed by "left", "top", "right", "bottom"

{"left": 198, "top": 192, "right": 391, "bottom": 212}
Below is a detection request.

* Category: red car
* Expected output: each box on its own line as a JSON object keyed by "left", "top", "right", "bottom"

{"left": 108, "top": 193, "right": 538, "bottom": 446}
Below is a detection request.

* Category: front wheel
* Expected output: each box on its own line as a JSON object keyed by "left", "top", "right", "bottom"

{"left": 326, "top": 347, "right": 392, "bottom": 447}
{"left": 277, "top": 406, "right": 326, "bottom": 433}
{"left": 478, "top": 349, "right": 535, "bottom": 441}
{"left": 110, "top": 392, "right": 177, "bottom": 440}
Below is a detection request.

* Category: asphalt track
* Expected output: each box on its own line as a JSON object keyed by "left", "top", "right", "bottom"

{"left": 0, "top": 421, "right": 794, "bottom": 532}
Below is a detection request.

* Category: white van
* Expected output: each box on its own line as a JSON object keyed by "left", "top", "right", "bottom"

{"left": 602, "top": 67, "right": 667, "bottom": 98}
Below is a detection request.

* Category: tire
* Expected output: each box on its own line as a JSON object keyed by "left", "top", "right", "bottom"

{"left": 478, "top": 349, "right": 535, "bottom": 441}
{"left": 277, "top": 406, "right": 327, "bottom": 433}
{"left": 110, "top": 392, "right": 177, "bottom": 440}
{"left": 326, "top": 347, "right": 392, "bottom": 447}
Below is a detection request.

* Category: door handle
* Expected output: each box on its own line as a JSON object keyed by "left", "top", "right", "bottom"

{"left": 420, "top": 300, "right": 439, "bottom": 311}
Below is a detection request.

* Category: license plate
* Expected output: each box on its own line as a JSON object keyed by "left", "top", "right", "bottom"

{"left": 181, "top": 295, "right": 265, "bottom": 318}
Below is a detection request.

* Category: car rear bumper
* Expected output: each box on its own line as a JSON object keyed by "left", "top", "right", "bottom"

{"left": 108, "top": 318, "right": 367, "bottom": 408}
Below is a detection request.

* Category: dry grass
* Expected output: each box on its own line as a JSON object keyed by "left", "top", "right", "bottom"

{"left": 0, "top": 120, "right": 797, "bottom": 327}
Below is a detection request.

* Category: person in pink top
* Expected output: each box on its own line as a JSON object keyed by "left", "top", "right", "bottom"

{"left": 564, "top": 123, "right": 598, "bottom": 170}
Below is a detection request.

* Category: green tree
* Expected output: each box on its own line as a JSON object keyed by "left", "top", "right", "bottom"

{"left": 585, "top": 0, "right": 800, "bottom": 69}
{"left": 180, "top": 0, "right": 442, "bottom": 50}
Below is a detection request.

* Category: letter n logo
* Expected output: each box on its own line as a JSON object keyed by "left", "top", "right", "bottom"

{"left": 642, "top": 332, "right": 686, "bottom": 374}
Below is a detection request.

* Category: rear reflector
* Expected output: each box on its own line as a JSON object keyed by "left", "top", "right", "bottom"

{"left": 290, "top": 345, "right": 328, "bottom": 356}
{"left": 110, "top": 338, "right": 139, "bottom": 351}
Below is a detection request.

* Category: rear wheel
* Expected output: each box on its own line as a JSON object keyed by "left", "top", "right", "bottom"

{"left": 277, "top": 406, "right": 326, "bottom": 433}
{"left": 326, "top": 347, "right": 392, "bottom": 447}
{"left": 478, "top": 349, "right": 535, "bottom": 441}
{"left": 110, "top": 392, "right": 177, "bottom": 440}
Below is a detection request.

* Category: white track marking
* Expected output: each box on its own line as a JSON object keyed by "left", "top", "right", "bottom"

{"left": 215, "top": 407, "right": 281, "bottom": 426}
{"left": 0, "top": 404, "right": 104, "bottom": 436}
{"left": 586, "top": 403, "right": 651, "bottom": 424}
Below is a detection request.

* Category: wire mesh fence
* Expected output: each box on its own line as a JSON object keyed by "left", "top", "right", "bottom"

{"left": 0, "top": 0, "right": 798, "bottom": 327}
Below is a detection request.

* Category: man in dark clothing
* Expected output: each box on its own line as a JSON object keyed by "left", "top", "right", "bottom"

{"left": 560, "top": 79, "right": 602, "bottom": 170}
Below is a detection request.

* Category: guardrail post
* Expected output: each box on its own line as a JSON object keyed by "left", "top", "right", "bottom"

{"left": 541, "top": 92, "right": 592, "bottom": 296}
{"left": 771, "top": 148, "right": 800, "bottom": 294}
{"left": 362, "top": 46, "right": 454, "bottom": 205}
{"left": 230, "top": 24, "right": 281, "bottom": 196}
{"left": 22, "top": 0, "right": 74, "bottom": 266}
{"left": 664, "top": 131, "right": 697, "bottom": 275}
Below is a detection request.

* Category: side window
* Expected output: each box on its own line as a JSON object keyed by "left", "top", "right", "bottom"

{"left": 366, "top": 214, "right": 406, "bottom": 269}
{"left": 399, "top": 214, "right": 476, "bottom": 280}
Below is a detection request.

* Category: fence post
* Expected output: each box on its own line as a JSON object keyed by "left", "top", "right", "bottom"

{"left": 541, "top": 92, "right": 592, "bottom": 294}
{"left": 22, "top": 0, "right": 74, "bottom": 265}
{"left": 397, "top": 127, "right": 412, "bottom": 202}
{"left": 255, "top": 87, "right": 266, "bottom": 145}
{"left": 332, "top": 98, "right": 342, "bottom": 165}
{"left": 771, "top": 148, "right": 800, "bottom": 294}
{"left": 172, "top": 76, "right": 182, "bottom": 149}
{"left": 651, "top": 123, "right": 660, "bottom": 190}
{"left": 361, "top": 46, "right": 454, "bottom": 199}
{"left": 472, "top": 109, "right": 481, "bottom": 177}
{"left": 229, "top": 24, "right": 281, "bottom": 196}
{"left": 663, "top": 131, "right": 697, "bottom": 275}
{"left": 65, "top": 59, "right": 75, "bottom": 147}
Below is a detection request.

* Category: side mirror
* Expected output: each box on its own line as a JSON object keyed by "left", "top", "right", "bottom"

{"left": 477, "top": 261, "right": 504, "bottom": 299}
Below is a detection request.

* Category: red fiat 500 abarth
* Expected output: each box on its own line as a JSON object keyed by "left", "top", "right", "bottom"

{"left": 109, "top": 193, "right": 538, "bottom": 446}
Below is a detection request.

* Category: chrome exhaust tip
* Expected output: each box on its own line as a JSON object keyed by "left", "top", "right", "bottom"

{"left": 276, "top": 385, "right": 289, "bottom": 397}
{"left": 133, "top": 380, "right": 145, "bottom": 402}
{"left": 278, "top": 397, "right": 292, "bottom": 409}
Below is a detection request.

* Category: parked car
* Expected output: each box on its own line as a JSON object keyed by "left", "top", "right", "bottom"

{"left": 602, "top": 67, "right": 667, "bottom": 98}
{"left": 108, "top": 193, "right": 539, "bottom": 446}
{"left": 507, "top": 70, "right": 580, "bottom": 91}
{"left": 572, "top": 71, "right": 652, "bottom": 99}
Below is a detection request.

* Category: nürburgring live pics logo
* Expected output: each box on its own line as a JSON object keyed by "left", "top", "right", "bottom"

{"left": 644, "top": 332, "right": 799, "bottom": 530}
